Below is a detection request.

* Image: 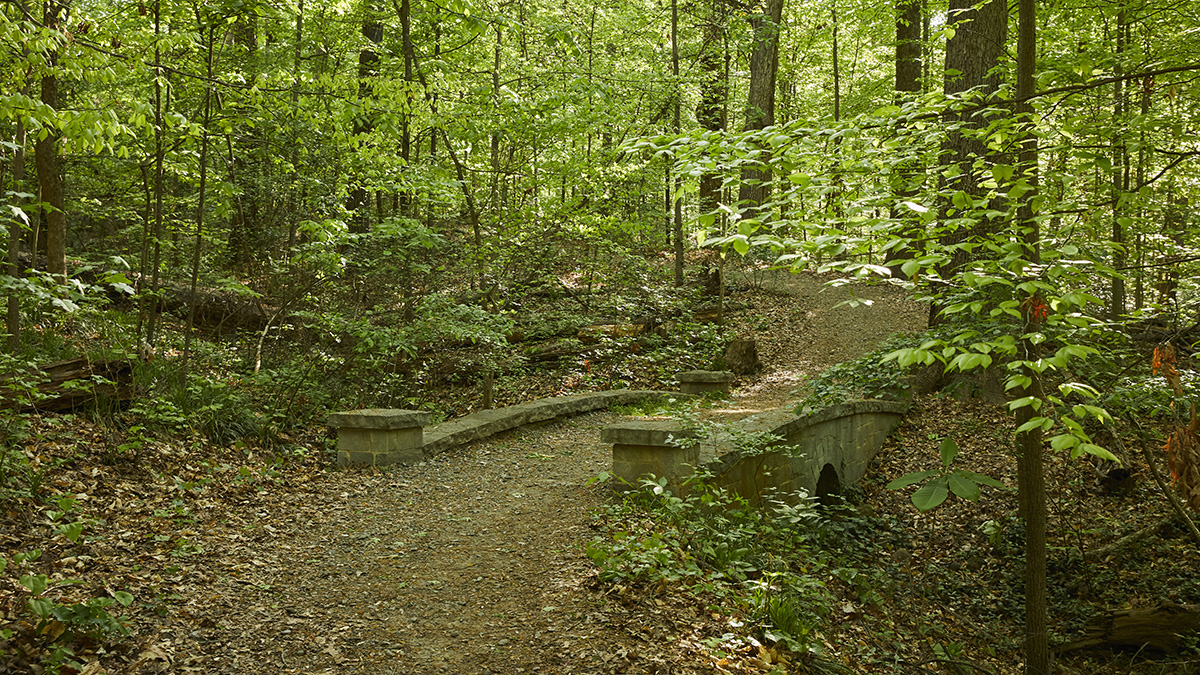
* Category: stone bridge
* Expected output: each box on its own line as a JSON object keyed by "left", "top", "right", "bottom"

{"left": 327, "top": 385, "right": 907, "bottom": 503}
{"left": 601, "top": 399, "right": 910, "bottom": 502}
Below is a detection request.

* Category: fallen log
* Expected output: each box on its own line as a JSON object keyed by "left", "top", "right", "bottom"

{"left": 577, "top": 323, "right": 657, "bottom": 344}
{"left": 1058, "top": 602, "right": 1200, "bottom": 653}
{"left": 153, "top": 280, "right": 271, "bottom": 334}
{"left": 524, "top": 341, "right": 595, "bottom": 362}
{"left": 0, "top": 357, "right": 134, "bottom": 412}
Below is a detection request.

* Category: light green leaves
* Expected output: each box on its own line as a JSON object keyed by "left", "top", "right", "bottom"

{"left": 911, "top": 478, "right": 950, "bottom": 511}
{"left": 886, "top": 439, "right": 1008, "bottom": 512}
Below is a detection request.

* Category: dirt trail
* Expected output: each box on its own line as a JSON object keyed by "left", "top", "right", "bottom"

{"left": 166, "top": 273, "right": 926, "bottom": 674}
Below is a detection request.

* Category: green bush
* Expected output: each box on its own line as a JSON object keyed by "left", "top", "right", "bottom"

{"left": 586, "top": 474, "right": 886, "bottom": 656}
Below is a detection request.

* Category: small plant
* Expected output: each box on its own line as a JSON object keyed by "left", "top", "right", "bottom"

{"left": 798, "top": 333, "right": 921, "bottom": 410}
{"left": 886, "top": 438, "right": 1007, "bottom": 511}
{"left": 3, "top": 516, "right": 135, "bottom": 672}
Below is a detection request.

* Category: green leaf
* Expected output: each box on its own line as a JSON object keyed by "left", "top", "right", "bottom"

{"left": 1073, "top": 443, "right": 1119, "bottom": 462}
{"left": 1005, "top": 374, "right": 1032, "bottom": 391}
{"left": 113, "top": 590, "right": 134, "bottom": 606}
{"left": 1008, "top": 396, "right": 1042, "bottom": 412}
{"left": 1049, "top": 434, "right": 1080, "bottom": 452}
{"left": 948, "top": 472, "right": 982, "bottom": 501}
{"left": 911, "top": 477, "right": 949, "bottom": 512}
{"left": 958, "top": 470, "right": 1006, "bottom": 489}
{"left": 939, "top": 438, "right": 959, "bottom": 467}
{"left": 886, "top": 470, "right": 939, "bottom": 490}
{"left": 1015, "top": 416, "right": 1052, "bottom": 433}
{"left": 19, "top": 573, "right": 48, "bottom": 595}
{"left": 28, "top": 598, "right": 53, "bottom": 620}
{"left": 58, "top": 522, "right": 84, "bottom": 543}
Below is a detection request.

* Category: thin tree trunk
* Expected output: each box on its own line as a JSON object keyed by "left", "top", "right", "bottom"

{"left": 143, "top": 0, "right": 167, "bottom": 346}
{"left": 1110, "top": 10, "right": 1127, "bottom": 320}
{"left": 885, "top": 0, "right": 923, "bottom": 276}
{"left": 399, "top": 0, "right": 412, "bottom": 216}
{"left": 347, "top": 7, "right": 383, "bottom": 235}
{"left": 831, "top": 4, "right": 840, "bottom": 123}
{"left": 489, "top": 26, "right": 502, "bottom": 212}
{"left": 182, "top": 24, "right": 216, "bottom": 380}
{"left": 36, "top": 0, "right": 68, "bottom": 281}
{"left": 671, "top": 0, "right": 684, "bottom": 286}
{"left": 696, "top": 0, "right": 726, "bottom": 226}
{"left": 7, "top": 107, "right": 26, "bottom": 353}
{"left": 1134, "top": 67, "right": 1151, "bottom": 311}
{"left": 286, "top": 0, "right": 304, "bottom": 250}
{"left": 1015, "top": 0, "right": 1047, "bottom": 671}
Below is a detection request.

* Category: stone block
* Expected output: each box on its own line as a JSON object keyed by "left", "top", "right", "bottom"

{"left": 676, "top": 370, "right": 734, "bottom": 395}
{"left": 329, "top": 408, "right": 428, "bottom": 468}
{"left": 328, "top": 408, "right": 431, "bottom": 430}
{"left": 604, "top": 420, "right": 699, "bottom": 494}
{"left": 601, "top": 420, "right": 695, "bottom": 447}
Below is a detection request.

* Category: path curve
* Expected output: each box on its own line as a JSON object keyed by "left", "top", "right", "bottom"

{"left": 169, "top": 272, "right": 927, "bottom": 674}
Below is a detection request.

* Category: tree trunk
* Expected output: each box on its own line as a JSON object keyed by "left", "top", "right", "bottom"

{"left": 226, "top": 9, "right": 261, "bottom": 269}
{"left": 399, "top": 0, "right": 412, "bottom": 217}
{"left": 286, "top": 0, "right": 305, "bottom": 250}
{"left": 36, "top": 0, "right": 69, "bottom": 280}
{"left": 696, "top": 0, "right": 727, "bottom": 229}
{"left": 933, "top": 0, "right": 1006, "bottom": 321}
{"left": 182, "top": 24, "right": 216, "bottom": 380}
{"left": 1, "top": 357, "right": 134, "bottom": 413}
{"left": 885, "top": 0, "right": 924, "bottom": 277}
{"left": 671, "top": 0, "right": 684, "bottom": 286}
{"left": 347, "top": 7, "right": 383, "bottom": 235}
{"left": 8, "top": 96, "right": 27, "bottom": 353}
{"left": 895, "top": 0, "right": 921, "bottom": 97}
{"left": 1059, "top": 603, "right": 1200, "bottom": 654}
{"left": 140, "top": 0, "right": 167, "bottom": 348}
{"left": 737, "top": 0, "right": 786, "bottom": 214}
{"left": 1015, "top": 1, "right": 1047, "bottom": 672}
{"left": 1109, "top": 11, "right": 1128, "bottom": 320}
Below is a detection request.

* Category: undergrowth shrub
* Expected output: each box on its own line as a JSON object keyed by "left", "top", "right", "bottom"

{"left": 587, "top": 475, "right": 889, "bottom": 657}
{"left": 799, "top": 333, "right": 921, "bottom": 409}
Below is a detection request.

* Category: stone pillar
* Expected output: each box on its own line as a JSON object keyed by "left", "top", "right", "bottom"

{"left": 675, "top": 370, "right": 734, "bottom": 395}
{"left": 600, "top": 420, "right": 699, "bottom": 494}
{"left": 328, "top": 409, "right": 430, "bottom": 468}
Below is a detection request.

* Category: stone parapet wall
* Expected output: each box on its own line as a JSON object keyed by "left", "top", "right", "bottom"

{"left": 600, "top": 399, "right": 909, "bottom": 503}
{"left": 330, "top": 391, "right": 690, "bottom": 468}
{"left": 702, "top": 400, "right": 910, "bottom": 502}
{"left": 423, "top": 390, "right": 690, "bottom": 457}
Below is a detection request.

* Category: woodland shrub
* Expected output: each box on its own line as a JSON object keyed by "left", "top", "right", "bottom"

{"left": 588, "top": 472, "right": 896, "bottom": 657}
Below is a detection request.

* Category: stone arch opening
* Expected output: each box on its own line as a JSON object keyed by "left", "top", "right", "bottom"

{"left": 815, "top": 463, "right": 842, "bottom": 505}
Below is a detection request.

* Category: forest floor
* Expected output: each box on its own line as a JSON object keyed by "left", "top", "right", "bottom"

{"left": 5, "top": 271, "right": 1199, "bottom": 675}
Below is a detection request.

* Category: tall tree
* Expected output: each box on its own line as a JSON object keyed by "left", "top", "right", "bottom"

{"left": 346, "top": 1, "right": 384, "bottom": 235}
{"left": 895, "top": 0, "right": 920, "bottom": 97}
{"left": 935, "top": 0, "right": 1007, "bottom": 299}
{"left": 35, "top": 0, "right": 69, "bottom": 279}
{"left": 7, "top": 90, "right": 27, "bottom": 352}
{"left": 885, "top": 0, "right": 923, "bottom": 276}
{"left": 736, "top": 0, "right": 785, "bottom": 213}
{"left": 1014, "top": 0, "right": 1046, "bottom": 671}
{"left": 671, "top": 0, "right": 684, "bottom": 286}
{"left": 696, "top": 0, "right": 728, "bottom": 225}
{"left": 1109, "top": 7, "right": 1129, "bottom": 320}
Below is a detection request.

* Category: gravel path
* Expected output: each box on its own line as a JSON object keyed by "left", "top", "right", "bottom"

{"left": 183, "top": 415, "right": 621, "bottom": 674}
{"left": 160, "top": 272, "right": 927, "bottom": 674}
